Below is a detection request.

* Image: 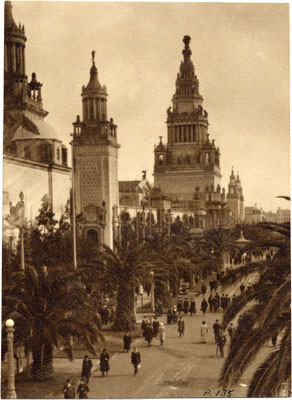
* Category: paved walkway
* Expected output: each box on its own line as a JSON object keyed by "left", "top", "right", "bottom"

{"left": 53, "top": 292, "right": 269, "bottom": 398}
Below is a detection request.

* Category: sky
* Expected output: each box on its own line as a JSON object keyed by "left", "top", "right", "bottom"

{"left": 7, "top": 1, "right": 290, "bottom": 212}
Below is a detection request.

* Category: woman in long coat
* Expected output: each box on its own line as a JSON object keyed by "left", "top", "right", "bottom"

{"left": 201, "top": 298, "right": 208, "bottom": 314}
{"left": 144, "top": 323, "right": 154, "bottom": 346}
{"left": 100, "top": 348, "right": 110, "bottom": 376}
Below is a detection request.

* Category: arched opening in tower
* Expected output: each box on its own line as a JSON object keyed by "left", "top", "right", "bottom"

{"left": 86, "top": 228, "right": 99, "bottom": 245}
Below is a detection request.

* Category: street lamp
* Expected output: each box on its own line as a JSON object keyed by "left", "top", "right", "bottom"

{"left": 150, "top": 271, "right": 155, "bottom": 312}
{"left": 6, "top": 319, "right": 17, "bottom": 399}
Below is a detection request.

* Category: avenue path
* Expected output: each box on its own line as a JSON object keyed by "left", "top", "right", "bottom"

{"left": 54, "top": 292, "right": 269, "bottom": 398}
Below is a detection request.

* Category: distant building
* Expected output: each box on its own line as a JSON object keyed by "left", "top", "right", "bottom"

{"left": 226, "top": 168, "right": 244, "bottom": 223}
{"left": 264, "top": 208, "right": 290, "bottom": 224}
{"left": 3, "top": 1, "right": 71, "bottom": 247}
{"left": 244, "top": 204, "right": 265, "bottom": 224}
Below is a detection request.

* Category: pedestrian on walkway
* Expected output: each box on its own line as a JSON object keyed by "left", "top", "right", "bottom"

{"left": 158, "top": 322, "right": 166, "bottom": 345}
{"left": 167, "top": 308, "right": 172, "bottom": 324}
{"left": 201, "top": 298, "right": 208, "bottom": 314}
{"left": 213, "top": 319, "right": 221, "bottom": 343}
{"left": 153, "top": 317, "right": 160, "bottom": 337}
{"left": 183, "top": 297, "right": 189, "bottom": 314}
{"left": 178, "top": 316, "right": 185, "bottom": 337}
{"left": 81, "top": 355, "right": 93, "bottom": 384}
{"left": 144, "top": 321, "right": 154, "bottom": 346}
{"left": 100, "top": 348, "right": 110, "bottom": 377}
{"left": 177, "top": 298, "right": 182, "bottom": 314}
{"left": 141, "top": 316, "right": 148, "bottom": 337}
{"left": 201, "top": 284, "right": 207, "bottom": 295}
{"left": 77, "top": 377, "right": 89, "bottom": 399}
{"left": 227, "top": 323, "right": 234, "bottom": 339}
{"left": 214, "top": 293, "right": 220, "bottom": 312}
{"left": 221, "top": 294, "right": 227, "bottom": 311}
{"left": 189, "top": 298, "right": 196, "bottom": 316}
{"left": 200, "top": 321, "right": 208, "bottom": 343}
{"left": 216, "top": 330, "right": 227, "bottom": 357}
{"left": 208, "top": 294, "right": 214, "bottom": 312}
{"left": 172, "top": 306, "right": 178, "bottom": 323}
{"left": 123, "top": 332, "right": 132, "bottom": 352}
{"left": 131, "top": 346, "right": 141, "bottom": 376}
{"left": 63, "top": 378, "right": 75, "bottom": 399}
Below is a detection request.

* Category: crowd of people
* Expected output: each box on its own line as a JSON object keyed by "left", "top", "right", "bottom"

{"left": 62, "top": 345, "right": 142, "bottom": 398}
{"left": 141, "top": 316, "right": 166, "bottom": 345}
{"left": 62, "top": 271, "right": 253, "bottom": 398}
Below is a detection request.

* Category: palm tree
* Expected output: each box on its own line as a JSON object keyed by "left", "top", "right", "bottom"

{"left": 2, "top": 265, "right": 103, "bottom": 380}
{"left": 218, "top": 221, "right": 291, "bottom": 397}
{"left": 198, "top": 227, "right": 236, "bottom": 270}
{"left": 95, "top": 237, "right": 155, "bottom": 331}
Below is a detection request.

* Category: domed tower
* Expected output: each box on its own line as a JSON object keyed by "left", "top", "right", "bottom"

{"left": 226, "top": 168, "right": 244, "bottom": 223}
{"left": 4, "top": 1, "right": 68, "bottom": 167}
{"left": 154, "top": 35, "right": 222, "bottom": 203}
{"left": 72, "top": 52, "right": 120, "bottom": 249}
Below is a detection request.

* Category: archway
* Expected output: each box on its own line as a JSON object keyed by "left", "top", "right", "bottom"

{"left": 86, "top": 229, "right": 99, "bottom": 245}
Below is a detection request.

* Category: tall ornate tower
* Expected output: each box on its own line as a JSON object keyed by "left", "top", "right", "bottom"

{"left": 72, "top": 52, "right": 120, "bottom": 249}
{"left": 226, "top": 168, "right": 244, "bottom": 223}
{"left": 154, "top": 36, "right": 222, "bottom": 202}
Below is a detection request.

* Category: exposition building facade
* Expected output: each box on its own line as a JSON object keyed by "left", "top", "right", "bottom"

{"left": 3, "top": 2, "right": 245, "bottom": 250}
{"left": 3, "top": 1, "right": 71, "bottom": 247}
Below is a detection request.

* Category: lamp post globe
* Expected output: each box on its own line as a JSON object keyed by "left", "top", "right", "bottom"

{"left": 6, "top": 319, "right": 15, "bottom": 328}
{"left": 6, "top": 319, "right": 17, "bottom": 398}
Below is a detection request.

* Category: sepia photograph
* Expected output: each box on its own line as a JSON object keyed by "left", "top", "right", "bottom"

{"left": 1, "top": 0, "right": 291, "bottom": 398}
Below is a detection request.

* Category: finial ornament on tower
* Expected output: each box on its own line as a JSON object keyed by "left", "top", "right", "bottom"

{"left": 183, "top": 35, "right": 191, "bottom": 49}
{"left": 92, "top": 51, "right": 95, "bottom": 63}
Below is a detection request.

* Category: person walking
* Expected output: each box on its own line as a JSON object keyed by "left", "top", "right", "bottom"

{"left": 177, "top": 316, "right": 185, "bottom": 337}
{"left": 221, "top": 294, "right": 227, "bottom": 311}
{"left": 216, "top": 330, "right": 227, "bottom": 357}
{"left": 172, "top": 306, "right": 178, "bottom": 323}
{"left": 77, "top": 377, "right": 89, "bottom": 399}
{"left": 200, "top": 321, "right": 208, "bottom": 343}
{"left": 131, "top": 346, "right": 141, "bottom": 376}
{"left": 167, "top": 308, "right": 172, "bottom": 324}
{"left": 208, "top": 294, "right": 214, "bottom": 312}
{"left": 158, "top": 322, "right": 166, "bottom": 345}
{"left": 214, "top": 293, "right": 220, "bottom": 312}
{"left": 189, "top": 298, "right": 196, "bottom": 316}
{"left": 63, "top": 378, "right": 75, "bottom": 399}
{"left": 213, "top": 319, "right": 221, "bottom": 343}
{"left": 123, "top": 332, "right": 132, "bottom": 352}
{"left": 81, "top": 355, "right": 93, "bottom": 384}
{"left": 100, "top": 348, "right": 110, "bottom": 377}
{"left": 141, "top": 316, "right": 148, "bottom": 337}
{"left": 145, "top": 321, "right": 154, "bottom": 346}
{"left": 153, "top": 317, "right": 160, "bottom": 337}
{"left": 201, "top": 298, "right": 208, "bottom": 315}
{"left": 227, "top": 323, "right": 234, "bottom": 339}
{"left": 183, "top": 297, "right": 189, "bottom": 314}
{"left": 201, "top": 284, "right": 207, "bottom": 295}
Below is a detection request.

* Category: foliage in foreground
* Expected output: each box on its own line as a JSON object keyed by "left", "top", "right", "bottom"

{"left": 2, "top": 266, "right": 103, "bottom": 380}
{"left": 218, "top": 221, "right": 291, "bottom": 397}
